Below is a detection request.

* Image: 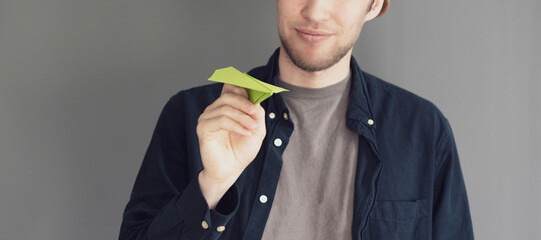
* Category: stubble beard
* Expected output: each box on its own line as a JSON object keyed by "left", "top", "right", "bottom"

{"left": 279, "top": 32, "right": 356, "bottom": 72}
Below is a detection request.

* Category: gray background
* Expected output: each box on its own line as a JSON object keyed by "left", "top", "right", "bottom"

{"left": 1, "top": 0, "right": 539, "bottom": 239}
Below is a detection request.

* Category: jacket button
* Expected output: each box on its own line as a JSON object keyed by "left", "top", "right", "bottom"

{"left": 274, "top": 138, "right": 282, "bottom": 147}
{"left": 259, "top": 195, "right": 268, "bottom": 203}
{"left": 269, "top": 112, "right": 276, "bottom": 119}
{"left": 201, "top": 220, "right": 209, "bottom": 229}
{"left": 217, "top": 226, "right": 226, "bottom": 232}
{"left": 283, "top": 112, "right": 289, "bottom": 120}
{"left": 367, "top": 119, "right": 374, "bottom": 126}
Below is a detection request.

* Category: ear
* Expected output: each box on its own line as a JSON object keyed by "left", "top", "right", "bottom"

{"left": 364, "top": 0, "right": 385, "bottom": 22}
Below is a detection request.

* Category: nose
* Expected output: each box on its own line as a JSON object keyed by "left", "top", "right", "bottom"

{"left": 300, "top": 0, "right": 331, "bottom": 23}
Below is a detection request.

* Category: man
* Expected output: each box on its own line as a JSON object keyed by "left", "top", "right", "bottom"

{"left": 119, "top": 0, "right": 474, "bottom": 239}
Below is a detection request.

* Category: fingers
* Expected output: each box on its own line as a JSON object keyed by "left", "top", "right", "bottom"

{"left": 206, "top": 84, "right": 256, "bottom": 115}
{"left": 222, "top": 83, "right": 249, "bottom": 98}
{"left": 198, "top": 115, "right": 253, "bottom": 136}
{"left": 199, "top": 104, "right": 257, "bottom": 131}
{"left": 252, "top": 104, "right": 266, "bottom": 122}
{"left": 250, "top": 104, "right": 267, "bottom": 138}
{"left": 206, "top": 93, "right": 257, "bottom": 115}
{"left": 198, "top": 84, "right": 260, "bottom": 137}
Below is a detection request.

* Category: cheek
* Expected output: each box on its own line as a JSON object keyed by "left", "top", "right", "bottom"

{"left": 277, "top": 7, "right": 301, "bottom": 37}
{"left": 276, "top": 0, "right": 301, "bottom": 22}
{"left": 337, "top": 1, "right": 368, "bottom": 24}
{"left": 336, "top": 9, "right": 366, "bottom": 36}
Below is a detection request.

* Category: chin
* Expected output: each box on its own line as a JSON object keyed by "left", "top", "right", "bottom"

{"left": 280, "top": 32, "right": 352, "bottom": 72}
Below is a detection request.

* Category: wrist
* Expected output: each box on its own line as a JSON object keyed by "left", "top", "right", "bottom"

{"left": 199, "top": 170, "right": 239, "bottom": 186}
{"left": 198, "top": 170, "right": 238, "bottom": 209}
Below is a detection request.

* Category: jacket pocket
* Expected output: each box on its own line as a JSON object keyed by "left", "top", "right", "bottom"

{"left": 369, "top": 199, "right": 428, "bottom": 240}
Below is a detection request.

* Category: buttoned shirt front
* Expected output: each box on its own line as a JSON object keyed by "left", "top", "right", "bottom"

{"left": 119, "top": 49, "right": 474, "bottom": 240}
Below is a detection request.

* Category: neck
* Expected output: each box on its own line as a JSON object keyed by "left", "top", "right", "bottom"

{"left": 277, "top": 47, "right": 352, "bottom": 88}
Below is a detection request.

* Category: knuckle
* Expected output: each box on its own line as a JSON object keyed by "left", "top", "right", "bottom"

{"left": 219, "top": 93, "right": 234, "bottom": 102}
{"left": 232, "top": 86, "right": 247, "bottom": 95}
{"left": 201, "top": 104, "right": 215, "bottom": 114}
{"left": 197, "top": 114, "right": 205, "bottom": 123}
{"left": 219, "top": 104, "right": 233, "bottom": 113}
{"left": 218, "top": 115, "right": 229, "bottom": 124}
{"left": 213, "top": 96, "right": 225, "bottom": 106}
{"left": 221, "top": 83, "right": 232, "bottom": 92}
{"left": 220, "top": 91, "right": 233, "bottom": 97}
{"left": 196, "top": 123, "right": 204, "bottom": 134}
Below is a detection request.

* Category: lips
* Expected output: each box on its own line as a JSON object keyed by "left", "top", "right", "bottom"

{"left": 295, "top": 28, "right": 333, "bottom": 43}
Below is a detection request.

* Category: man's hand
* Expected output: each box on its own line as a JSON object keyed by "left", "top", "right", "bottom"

{"left": 196, "top": 83, "right": 266, "bottom": 209}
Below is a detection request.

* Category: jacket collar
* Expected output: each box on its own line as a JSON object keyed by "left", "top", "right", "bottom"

{"left": 345, "top": 56, "right": 377, "bottom": 142}
{"left": 249, "top": 48, "right": 377, "bottom": 142}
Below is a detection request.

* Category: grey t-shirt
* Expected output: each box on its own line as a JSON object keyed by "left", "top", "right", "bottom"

{"left": 261, "top": 73, "right": 359, "bottom": 240}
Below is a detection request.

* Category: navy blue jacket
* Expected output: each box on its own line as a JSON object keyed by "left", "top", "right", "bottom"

{"left": 119, "top": 49, "right": 474, "bottom": 239}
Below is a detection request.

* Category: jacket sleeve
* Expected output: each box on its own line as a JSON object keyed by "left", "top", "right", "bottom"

{"left": 432, "top": 119, "right": 474, "bottom": 239}
{"left": 119, "top": 96, "right": 240, "bottom": 240}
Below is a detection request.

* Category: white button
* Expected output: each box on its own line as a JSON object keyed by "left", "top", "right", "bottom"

{"left": 259, "top": 195, "right": 268, "bottom": 203}
{"left": 367, "top": 119, "right": 374, "bottom": 126}
{"left": 283, "top": 112, "right": 288, "bottom": 120}
{"left": 201, "top": 220, "right": 209, "bottom": 229}
{"left": 274, "top": 138, "right": 282, "bottom": 147}
{"left": 269, "top": 112, "right": 276, "bottom": 119}
{"left": 216, "top": 226, "right": 226, "bottom": 232}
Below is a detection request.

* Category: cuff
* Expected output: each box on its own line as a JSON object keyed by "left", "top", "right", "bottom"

{"left": 177, "top": 174, "right": 240, "bottom": 239}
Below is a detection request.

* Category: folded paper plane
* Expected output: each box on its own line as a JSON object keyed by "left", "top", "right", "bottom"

{"left": 208, "top": 67, "right": 288, "bottom": 104}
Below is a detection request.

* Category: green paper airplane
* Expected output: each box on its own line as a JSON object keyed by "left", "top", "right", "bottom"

{"left": 208, "top": 67, "right": 288, "bottom": 104}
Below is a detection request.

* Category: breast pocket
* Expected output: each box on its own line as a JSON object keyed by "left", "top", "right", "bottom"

{"left": 369, "top": 199, "right": 428, "bottom": 240}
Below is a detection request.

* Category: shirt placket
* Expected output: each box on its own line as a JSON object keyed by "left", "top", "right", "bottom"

{"left": 346, "top": 117, "right": 384, "bottom": 240}
{"left": 242, "top": 100, "right": 293, "bottom": 240}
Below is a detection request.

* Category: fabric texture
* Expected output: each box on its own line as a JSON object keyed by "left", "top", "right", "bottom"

{"left": 118, "top": 48, "right": 474, "bottom": 240}
{"left": 261, "top": 73, "right": 358, "bottom": 240}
